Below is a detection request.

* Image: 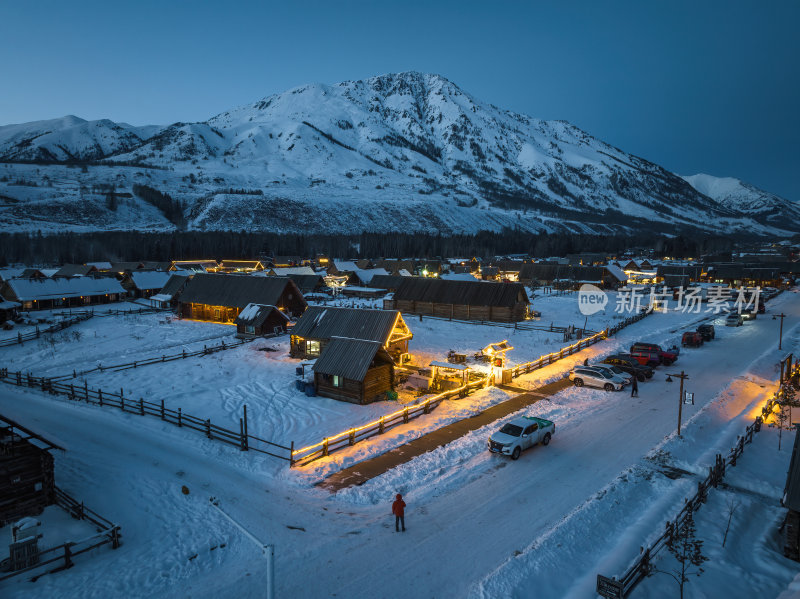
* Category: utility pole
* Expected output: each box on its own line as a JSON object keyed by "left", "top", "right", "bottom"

{"left": 776, "top": 313, "right": 787, "bottom": 350}
{"left": 668, "top": 371, "right": 690, "bottom": 437}
{"left": 209, "top": 497, "right": 274, "bottom": 599}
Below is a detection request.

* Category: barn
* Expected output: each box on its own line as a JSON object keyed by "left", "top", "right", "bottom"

{"left": 0, "top": 277, "right": 126, "bottom": 310}
{"left": 290, "top": 306, "right": 412, "bottom": 360}
{"left": 312, "top": 337, "right": 395, "bottom": 405}
{"left": 177, "top": 273, "right": 307, "bottom": 323}
{"left": 384, "top": 278, "right": 529, "bottom": 323}
{"left": 234, "top": 303, "right": 290, "bottom": 339}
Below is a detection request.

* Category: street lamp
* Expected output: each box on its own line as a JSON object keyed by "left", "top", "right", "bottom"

{"left": 774, "top": 313, "right": 787, "bottom": 350}
{"left": 667, "top": 370, "right": 690, "bottom": 437}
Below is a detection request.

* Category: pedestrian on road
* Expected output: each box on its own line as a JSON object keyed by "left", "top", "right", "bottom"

{"left": 392, "top": 493, "right": 406, "bottom": 532}
{"left": 631, "top": 376, "right": 639, "bottom": 397}
{"left": 583, "top": 358, "right": 589, "bottom": 366}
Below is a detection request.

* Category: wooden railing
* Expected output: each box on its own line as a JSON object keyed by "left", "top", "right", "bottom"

{"left": 596, "top": 362, "right": 799, "bottom": 598}
{"left": 0, "top": 312, "right": 94, "bottom": 348}
{"left": 0, "top": 486, "right": 120, "bottom": 582}
{"left": 0, "top": 368, "right": 294, "bottom": 464}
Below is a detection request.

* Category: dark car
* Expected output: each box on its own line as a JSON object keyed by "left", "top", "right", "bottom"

{"left": 603, "top": 354, "right": 654, "bottom": 382}
{"left": 697, "top": 324, "right": 715, "bottom": 341}
{"left": 630, "top": 342, "right": 680, "bottom": 366}
{"left": 681, "top": 331, "right": 704, "bottom": 347}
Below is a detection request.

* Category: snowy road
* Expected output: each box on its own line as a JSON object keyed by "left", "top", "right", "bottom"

{"left": 0, "top": 291, "right": 797, "bottom": 598}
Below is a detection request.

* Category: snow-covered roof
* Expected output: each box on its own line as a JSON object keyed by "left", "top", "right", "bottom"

{"left": 87, "top": 261, "right": 113, "bottom": 270}
{"left": 271, "top": 266, "right": 316, "bottom": 276}
{"left": 353, "top": 268, "right": 388, "bottom": 284}
{"left": 149, "top": 293, "right": 172, "bottom": 303}
{"left": 440, "top": 272, "right": 479, "bottom": 281}
{"left": 429, "top": 361, "right": 469, "bottom": 371}
{"left": 333, "top": 260, "right": 358, "bottom": 272}
{"left": 604, "top": 264, "right": 628, "bottom": 282}
{"left": 130, "top": 270, "right": 172, "bottom": 291}
{"left": 0, "top": 267, "right": 27, "bottom": 281}
{"left": 4, "top": 277, "right": 125, "bottom": 301}
{"left": 0, "top": 294, "right": 21, "bottom": 309}
{"left": 398, "top": 269, "right": 412, "bottom": 277}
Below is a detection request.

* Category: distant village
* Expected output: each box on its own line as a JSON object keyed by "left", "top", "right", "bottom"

{"left": 1, "top": 241, "right": 798, "bottom": 407}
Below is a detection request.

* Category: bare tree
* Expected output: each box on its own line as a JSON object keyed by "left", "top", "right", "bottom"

{"left": 653, "top": 511, "right": 708, "bottom": 599}
{"left": 722, "top": 497, "right": 740, "bottom": 548}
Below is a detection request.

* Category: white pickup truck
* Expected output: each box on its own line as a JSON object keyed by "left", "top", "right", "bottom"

{"left": 487, "top": 416, "right": 555, "bottom": 460}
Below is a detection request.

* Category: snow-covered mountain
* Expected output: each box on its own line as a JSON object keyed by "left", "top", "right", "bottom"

{"left": 681, "top": 173, "right": 800, "bottom": 229}
{"left": 0, "top": 72, "right": 796, "bottom": 235}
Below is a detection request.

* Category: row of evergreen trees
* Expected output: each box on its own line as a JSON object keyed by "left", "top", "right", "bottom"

{"left": 0, "top": 229, "right": 745, "bottom": 267}
{"left": 132, "top": 184, "right": 187, "bottom": 228}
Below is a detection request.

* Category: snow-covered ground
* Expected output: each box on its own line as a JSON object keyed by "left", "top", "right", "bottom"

{"left": 0, "top": 290, "right": 797, "bottom": 598}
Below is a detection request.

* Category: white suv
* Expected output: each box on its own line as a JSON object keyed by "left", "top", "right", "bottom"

{"left": 569, "top": 367, "right": 624, "bottom": 391}
{"left": 588, "top": 364, "right": 632, "bottom": 386}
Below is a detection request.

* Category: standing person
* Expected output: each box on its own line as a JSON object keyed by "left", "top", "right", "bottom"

{"left": 583, "top": 358, "right": 589, "bottom": 367}
{"left": 392, "top": 493, "right": 406, "bottom": 532}
{"left": 630, "top": 376, "right": 639, "bottom": 397}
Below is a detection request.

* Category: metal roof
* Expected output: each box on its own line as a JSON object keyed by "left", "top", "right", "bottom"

{"left": 519, "top": 264, "right": 606, "bottom": 282}
{"left": 286, "top": 273, "right": 325, "bottom": 292}
{"left": 393, "top": 278, "right": 528, "bottom": 308}
{"left": 234, "top": 303, "right": 289, "bottom": 327}
{"left": 54, "top": 264, "right": 96, "bottom": 277}
{"left": 3, "top": 277, "right": 125, "bottom": 301}
{"left": 292, "top": 306, "right": 399, "bottom": 344}
{"left": 313, "top": 337, "right": 391, "bottom": 381}
{"left": 368, "top": 274, "right": 411, "bottom": 290}
{"left": 159, "top": 273, "right": 191, "bottom": 299}
{"left": 178, "top": 273, "right": 304, "bottom": 310}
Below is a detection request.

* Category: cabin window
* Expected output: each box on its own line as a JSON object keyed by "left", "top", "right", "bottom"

{"left": 245, "top": 325, "right": 255, "bottom": 335}
{"left": 307, "top": 340, "right": 321, "bottom": 356}
{"left": 23, "top": 301, "right": 33, "bottom": 309}
{"left": 214, "top": 309, "right": 221, "bottom": 320}
{"left": 333, "top": 375, "right": 341, "bottom": 387}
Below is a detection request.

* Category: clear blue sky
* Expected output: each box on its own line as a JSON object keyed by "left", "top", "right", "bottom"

{"left": 1, "top": 1, "right": 797, "bottom": 200}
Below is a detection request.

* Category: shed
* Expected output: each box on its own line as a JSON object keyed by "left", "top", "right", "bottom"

{"left": 429, "top": 361, "right": 470, "bottom": 391}
{"left": 178, "top": 273, "right": 306, "bottom": 323}
{"left": 290, "top": 306, "right": 411, "bottom": 360}
{"left": 0, "top": 293, "right": 21, "bottom": 323}
{"left": 234, "top": 303, "right": 290, "bottom": 339}
{"left": 385, "top": 278, "right": 529, "bottom": 322}
{"left": 313, "top": 338, "right": 395, "bottom": 405}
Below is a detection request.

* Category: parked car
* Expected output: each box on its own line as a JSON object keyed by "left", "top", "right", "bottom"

{"left": 602, "top": 354, "right": 654, "bottom": 381}
{"left": 740, "top": 308, "right": 756, "bottom": 321}
{"left": 725, "top": 313, "right": 743, "bottom": 327}
{"left": 697, "top": 324, "right": 715, "bottom": 341}
{"left": 630, "top": 342, "right": 680, "bottom": 366}
{"left": 589, "top": 363, "right": 633, "bottom": 385}
{"left": 487, "top": 416, "right": 555, "bottom": 460}
{"left": 569, "top": 367, "right": 624, "bottom": 391}
{"left": 681, "top": 331, "right": 704, "bottom": 347}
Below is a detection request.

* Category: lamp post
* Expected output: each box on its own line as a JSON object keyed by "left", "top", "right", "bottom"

{"left": 667, "top": 371, "right": 690, "bottom": 437}
{"left": 774, "top": 313, "right": 787, "bottom": 350}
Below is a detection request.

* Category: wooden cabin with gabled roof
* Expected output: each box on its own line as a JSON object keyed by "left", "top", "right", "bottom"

{"left": 290, "top": 306, "right": 412, "bottom": 361}
{"left": 234, "top": 303, "right": 290, "bottom": 339}
{"left": 218, "top": 260, "right": 265, "bottom": 273}
{"left": 177, "top": 273, "right": 306, "bottom": 324}
{"left": 313, "top": 337, "right": 395, "bottom": 405}
{"left": 384, "top": 278, "right": 529, "bottom": 323}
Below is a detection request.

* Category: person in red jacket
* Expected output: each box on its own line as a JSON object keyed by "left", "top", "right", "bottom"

{"left": 392, "top": 493, "right": 406, "bottom": 532}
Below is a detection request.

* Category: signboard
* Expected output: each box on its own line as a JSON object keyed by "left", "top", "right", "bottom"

{"left": 684, "top": 392, "right": 695, "bottom": 405}
{"left": 596, "top": 575, "right": 624, "bottom": 599}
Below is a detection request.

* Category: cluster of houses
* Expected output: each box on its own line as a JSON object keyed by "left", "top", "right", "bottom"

{"left": 1, "top": 246, "right": 797, "bottom": 404}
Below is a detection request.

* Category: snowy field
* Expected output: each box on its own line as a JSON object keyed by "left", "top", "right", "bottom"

{"left": 0, "top": 290, "right": 797, "bottom": 598}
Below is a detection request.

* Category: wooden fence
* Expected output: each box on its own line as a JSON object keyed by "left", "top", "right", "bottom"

{"left": 291, "top": 308, "right": 653, "bottom": 467}
{"left": 52, "top": 306, "right": 168, "bottom": 318}
{"left": 413, "top": 313, "right": 599, "bottom": 336}
{"left": 596, "top": 364, "right": 799, "bottom": 598}
{"left": 290, "top": 378, "right": 487, "bottom": 466}
{"left": 0, "top": 486, "right": 120, "bottom": 582}
{"left": 0, "top": 368, "right": 294, "bottom": 464}
{"left": 49, "top": 337, "right": 255, "bottom": 381}
{"left": 0, "top": 312, "right": 95, "bottom": 348}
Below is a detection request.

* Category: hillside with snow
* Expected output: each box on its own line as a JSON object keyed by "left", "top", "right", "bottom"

{"left": 0, "top": 72, "right": 797, "bottom": 235}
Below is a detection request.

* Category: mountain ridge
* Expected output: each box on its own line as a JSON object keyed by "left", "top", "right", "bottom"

{"left": 0, "top": 71, "right": 796, "bottom": 236}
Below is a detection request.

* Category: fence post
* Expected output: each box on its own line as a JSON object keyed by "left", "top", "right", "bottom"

{"left": 379, "top": 416, "right": 385, "bottom": 434}
{"left": 349, "top": 429, "right": 355, "bottom": 446}
{"left": 63, "top": 543, "right": 73, "bottom": 569}
{"left": 70, "top": 384, "right": 75, "bottom": 400}
{"left": 120, "top": 392, "right": 124, "bottom": 412}
{"left": 243, "top": 405, "right": 248, "bottom": 445}
{"left": 178, "top": 408, "right": 182, "bottom": 427}
{"left": 139, "top": 398, "right": 144, "bottom": 416}
{"left": 240, "top": 418, "right": 246, "bottom": 450}
{"left": 160, "top": 399, "right": 165, "bottom": 420}
{"left": 99, "top": 389, "right": 103, "bottom": 406}
{"left": 206, "top": 419, "right": 211, "bottom": 439}
{"left": 289, "top": 441, "right": 294, "bottom": 466}
{"left": 84, "top": 381, "right": 88, "bottom": 401}
{"left": 403, "top": 407, "right": 410, "bottom": 424}
{"left": 111, "top": 527, "right": 120, "bottom": 549}
{"left": 322, "top": 438, "right": 329, "bottom": 457}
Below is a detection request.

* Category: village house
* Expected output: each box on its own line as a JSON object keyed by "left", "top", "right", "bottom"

{"left": 53, "top": 264, "right": 98, "bottom": 278}
{"left": 286, "top": 273, "right": 327, "bottom": 295}
{"left": 518, "top": 264, "right": 626, "bottom": 289}
{"left": 170, "top": 260, "right": 218, "bottom": 273}
{"left": 0, "top": 293, "right": 21, "bottom": 324}
{"left": 217, "top": 260, "right": 265, "bottom": 273}
{"left": 312, "top": 337, "right": 395, "bottom": 405}
{"left": 234, "top": 303, "right": 291, "bottom": 339}
{"left": 0, "top": 277, "right": 125, "bottom": 310}
{"left": 177, "top": 273, "right": 306, "bottom": 323}
{"left": 148, "top": 273, "right": 192, "bottom": 309}
{"left": 121, "top": 270, "right": 173, "bottom": 299}
{"left": 290, "top": 306, "right": 412, "bottom": 361}
{"left": 384, "top": 278, "right": 530, "bottom": 323}
{"left": 368, "top": 274, "right": 411, "bottom": 292}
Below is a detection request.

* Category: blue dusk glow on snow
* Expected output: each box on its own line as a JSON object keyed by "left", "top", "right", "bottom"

{"left": 0, "top": 0, "right": 797, "bottom": 201}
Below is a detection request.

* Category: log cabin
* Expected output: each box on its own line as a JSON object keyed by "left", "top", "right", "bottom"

{"left": 0, "top": 277, "right": 126, "bottom": 310}
{"left": 384, "top": 278, "right": 529, "bottom": 323}
{"left": 177, "top": 273, "right": 307, "bottom": 323}
{"left": 235, "top": 303, "right": 290, "bottom": 339}
{"left": 312, "top": 337, "right": 395, "bottom": 405}
{"left": 290, "top": 306, "right": 412, "bottom": 361}
{"left": 149, "top": 273, "right": 192, "bottom": 309}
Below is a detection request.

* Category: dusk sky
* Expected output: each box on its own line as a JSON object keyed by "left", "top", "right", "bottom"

{"left": 1, "top": 1, "right": 797, "bottom": 201}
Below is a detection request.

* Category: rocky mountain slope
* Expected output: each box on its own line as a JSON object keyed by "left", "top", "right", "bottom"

{"left": 0, "top": 72, "right": 796, "bottom": 236}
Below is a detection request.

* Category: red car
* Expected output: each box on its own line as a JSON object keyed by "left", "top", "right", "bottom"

{"left": 630, "top": 342, "right": 680, "bottom": 366}
{"left": 681, "top": 331, "right": 704, "bottom": 347}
